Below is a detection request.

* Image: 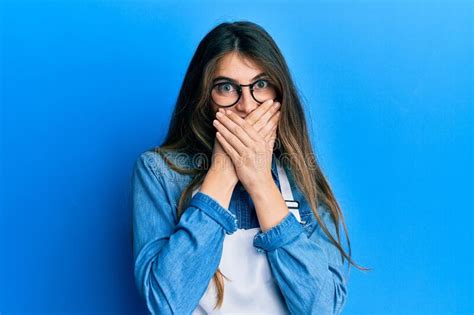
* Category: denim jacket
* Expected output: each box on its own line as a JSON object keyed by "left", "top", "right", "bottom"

{"left": 131, "top": 149, "right": 349, "bottom": 315}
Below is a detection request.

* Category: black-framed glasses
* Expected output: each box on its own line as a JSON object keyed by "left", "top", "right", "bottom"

{"left": 210, "top": 78, "right": 279, "bottom": 108}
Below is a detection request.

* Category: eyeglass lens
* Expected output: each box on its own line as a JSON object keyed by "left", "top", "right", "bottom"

{"left": 211, "top": 79, "right": 277, "bottom": 107}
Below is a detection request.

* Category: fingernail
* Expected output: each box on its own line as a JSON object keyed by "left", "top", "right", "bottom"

{"left": 216, "top": 112, "right": 223, "bottom": 117}
{"left": 274, "top": 102, "right": 280, "bottom": 107}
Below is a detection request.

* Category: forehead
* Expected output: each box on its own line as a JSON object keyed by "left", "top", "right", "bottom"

{"left": 214, "top": 52, "right": 264, "bottom": 83}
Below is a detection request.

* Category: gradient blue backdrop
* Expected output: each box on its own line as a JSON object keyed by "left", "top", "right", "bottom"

{"left": 1, "top": 1, "right": 472, "bottom": 314}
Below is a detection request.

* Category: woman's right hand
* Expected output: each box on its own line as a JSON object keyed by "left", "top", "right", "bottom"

{"left": 209, "top": 132, "right": 239, "bottom": 187}
{"left": 199, "top": 128, "right": 238, "bottom": 209}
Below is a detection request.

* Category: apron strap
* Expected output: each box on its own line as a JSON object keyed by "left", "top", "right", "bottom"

{"left": 275, "top": 158, "right": 302, "bottom": 223}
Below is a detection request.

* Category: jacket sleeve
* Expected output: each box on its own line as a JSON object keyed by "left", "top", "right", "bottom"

{"left": 252, "top": 204, "right": 349, "bottom": 315}
{"left": 132, "top": 152, "right": 238, "bottom": 315}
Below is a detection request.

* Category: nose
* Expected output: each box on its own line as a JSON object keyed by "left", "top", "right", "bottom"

{"left": 234, "top": 86, "right": 258, "bottom": 115}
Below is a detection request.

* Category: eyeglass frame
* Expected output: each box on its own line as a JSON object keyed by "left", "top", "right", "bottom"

{"left": 209, "top": 79, "right": 280, "bottom": 108}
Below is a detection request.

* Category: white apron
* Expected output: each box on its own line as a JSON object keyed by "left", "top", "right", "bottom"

{"left": 191, "top": 159, "right": 303, "bottom": 314}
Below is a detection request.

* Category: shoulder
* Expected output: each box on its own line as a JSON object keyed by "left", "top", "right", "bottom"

{"left": 134, "top": 147, "right": 196, "bottom": 179}
{"left": 132, "top": 149, "right": 167, "bottom": 183}
{"left": 132, "top": 148, "right": 197, "bottom": 201}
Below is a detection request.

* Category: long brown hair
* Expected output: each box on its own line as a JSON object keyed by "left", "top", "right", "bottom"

{"left": 154, "top": 20, "right": 370, "bottom": 310}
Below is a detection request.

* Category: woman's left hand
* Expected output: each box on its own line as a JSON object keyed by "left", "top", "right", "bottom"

{"left": 213, "top": 103, "right": 281, "bottom": 193}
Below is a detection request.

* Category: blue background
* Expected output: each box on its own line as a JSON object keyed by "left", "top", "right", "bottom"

{"left": 1, "top": 1, "right": 472, "bottom": 314}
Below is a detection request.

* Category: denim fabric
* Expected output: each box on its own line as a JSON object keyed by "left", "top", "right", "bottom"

{"left": 131, "top": 149, "right": 349, "bottom": 315}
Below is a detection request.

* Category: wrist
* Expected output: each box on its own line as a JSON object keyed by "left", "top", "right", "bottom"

{"left": 206, "top": 167, "right": 238, "bottom": 187}
{"left": 200, "top": 170, "right": 237, "bottom": 209}
{"left": 246, "top": 174, "right": 276, "bottom": 200}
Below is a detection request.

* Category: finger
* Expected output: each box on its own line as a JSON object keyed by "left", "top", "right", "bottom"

{"left": 213, "top": 118, "right": 247, "bottom": 155}
{"left": 261, "top": 111, "right": 281, "bottom": 140}
{"left": 245, "top": 99, "right": 274, "bottom": 125}
{"left": 216, "top": 132, "right": 240, "bottom": 162}
{"left": 216, "top": 110, "right": 255, "bottom": 146}
{"left": 265, "top": 129, "right": 277, "bottom": 152}
{"left": 224, "top": 110, "right": 266, "bottom": 143}
{"left": 245, "top": 99, "right": 280, "bottom": 128}
{"left": 265, "top": 124, "right": 277, "bottom": 152}
{"left": 265, "top": 124, "right": 277, "bottom": 142}
{"left": 253, "top": 103, "right": 281, "bottom": 133}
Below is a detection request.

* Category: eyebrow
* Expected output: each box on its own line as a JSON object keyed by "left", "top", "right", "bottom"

{"left": 212, "top": 72, "right": 268, "bottom": 84}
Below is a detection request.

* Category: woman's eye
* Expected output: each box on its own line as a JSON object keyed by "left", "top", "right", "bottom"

{"left": 217, "top": 82, "right": 236, "bottom": 93}
{"left": 255, "top": 79, "right": 269, "bottom": 89}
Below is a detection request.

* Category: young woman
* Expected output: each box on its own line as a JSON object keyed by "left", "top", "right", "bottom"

{"left": 131, "top": 21, "right": 367, "bottom": 315}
